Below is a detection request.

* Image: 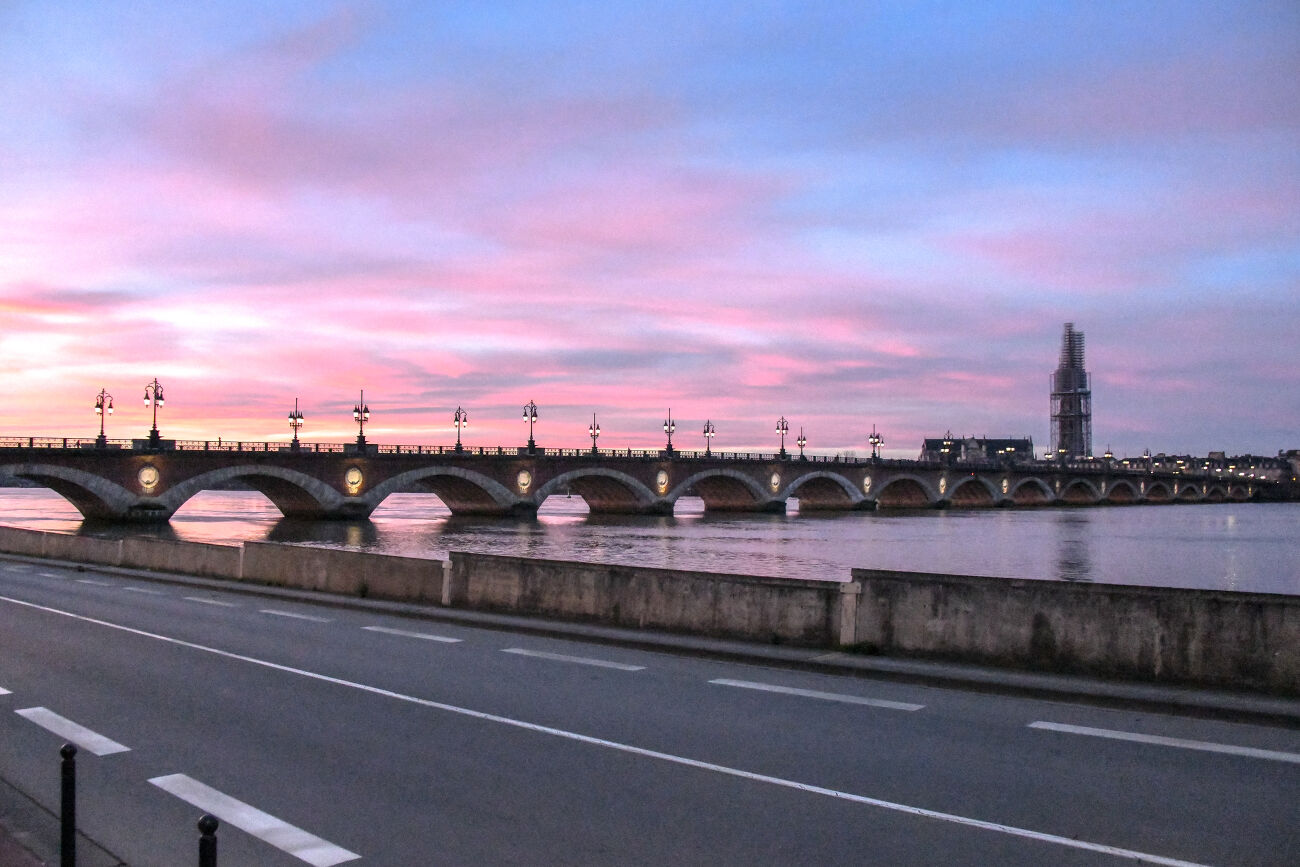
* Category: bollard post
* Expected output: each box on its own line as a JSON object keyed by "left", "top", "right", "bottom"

{"left": 198, "top": 814, "right": 218, "bottom": 867}
{"left": 60, "top": 743, "right": 76, "bottom": 867}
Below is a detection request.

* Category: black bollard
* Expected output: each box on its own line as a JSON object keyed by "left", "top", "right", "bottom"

{"left": 60, "top": 743, "right": 76, "bottom": 867}
{"left": 198, "top": 814, "right": 218, "bottom": 867}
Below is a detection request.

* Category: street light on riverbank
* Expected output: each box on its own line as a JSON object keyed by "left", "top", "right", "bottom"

{"left": 94, "top": 389, "right": 113, "bottom": 447}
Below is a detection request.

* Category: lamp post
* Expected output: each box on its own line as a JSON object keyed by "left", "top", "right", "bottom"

{"left": 93, "top": 389, "right": 113, "bottom": 448}
{"left": 776, "top": 416, "right": 789, "bottom": 458}
{"left": 288, "top": 398, "right": 304, "bottom": 450}
{"left": 796, "top": 427, "right": 807, "bottom": 460}
{"left": 869, "top": 424, "right": 884, "bottom": 461}
{"left": 663, "top": 410, "right": 675, "bottom": 455}
{"left": 142, "top": 378, "right": 164, "bottom": 447}
{"left": 703, "top": 420, "right": 715, "bottom": 456}
{"left": 353, "top": 390, "right": 370, "bottom": 452}
{"left": 523, "top": 400, "right": 538, "bottom": 452}
{"left": 589, "top": 413, "right": 600, "bottom": 454}
{"left": 454, "top": 406, "right": 468, "bottom": 452}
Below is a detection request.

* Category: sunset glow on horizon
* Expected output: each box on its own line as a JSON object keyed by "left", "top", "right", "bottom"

{"left": 2, "top": 2, "right": 1296, "bottom": 458}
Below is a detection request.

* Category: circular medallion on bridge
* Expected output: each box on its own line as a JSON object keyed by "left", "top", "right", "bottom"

{"left": 517, "top": 469, "right": 532, "bottom": 492}
{"left": 655, "top": 470, "right": 669, "bottom": 493}
{"left": 769, "top": 472, "right": 781, "bottom": 491}
{"left": 862, "top": 475, "right": 872, "bottom": 494}
{"left": 137, "top": 465, "right": 159, "bottom": 491}
{"left": 1001, "top": 478, "right": 1009, "bottom": 495}
{"left": 344, "top": 466, "right": 363, "bottom": 493}
{"left": 938, "top": 477, "right": 947, "bottom": 495}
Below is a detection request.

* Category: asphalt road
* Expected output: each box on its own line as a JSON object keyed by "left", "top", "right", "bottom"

{"left": 1, "top": 557, "right": 1297, "bottom": 866}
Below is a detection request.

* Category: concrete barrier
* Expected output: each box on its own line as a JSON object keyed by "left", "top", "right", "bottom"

{"left": 851, "top": 568, "right": 1300, "bottom": 695}
{"left": 447, "top": 551, "right": 853, "bottom": 646}
{"left": 241, "top": 541, "right": 443, "bottom": 603}
{"left": 120, "top": 537, "right": 242, "bottom": 580}
{"left": 0, "top": 525, "right": 51, "bottom": 557}
{"left": 40, "top": 533, "right": 123, "bottom": 567}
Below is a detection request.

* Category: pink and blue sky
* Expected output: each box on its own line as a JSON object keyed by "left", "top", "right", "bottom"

{"left": 2, "top": 1, "right": 1296, "bottom": 457}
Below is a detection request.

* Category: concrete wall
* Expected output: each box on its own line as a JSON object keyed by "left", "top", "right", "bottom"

{"left": 447, "top": 551, "right": 848, "bottom": 646}
{"left": 241, "top": 541, "right": 443, "bottom": 603}
{"left": 0, "top": 526, "right": 53, "bottom": 558}
{"left": 851, "top": 568, "right": 1300, "bottom": 695}
{"left": 120, "top": 537, "right": 241, "bottom": 579}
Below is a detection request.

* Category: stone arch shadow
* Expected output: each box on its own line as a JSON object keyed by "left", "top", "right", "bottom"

{"left": 536, "top": 468, "right": 663, "bottom": 514}
{"left": 875, "top": 475, "right": 940, "bottom": 508}
{"left": 780, "top": 471, "right": 867, "bottom": 511}
{"left": 159, "top": 465, "right": 351, "bottom": 520}
{"left": 366, "top": 466, "right": 527, "bottom": 517}
{"left": 671, "top": 468, "right": 778, "bottom": 512}
{"left": 0, "top": 462, "right": 140, "bottom": 521}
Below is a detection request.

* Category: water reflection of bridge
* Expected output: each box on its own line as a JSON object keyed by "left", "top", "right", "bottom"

{"left": 0, "top": 437, "right": 1272, "bottom": 524}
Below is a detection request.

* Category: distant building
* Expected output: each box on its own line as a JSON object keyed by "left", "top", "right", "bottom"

{"left": 1050, "top": 322, "right": 1092, "bottom": 459}
{"left": 919, "top": 432, "right": 1034, "bottom": 464}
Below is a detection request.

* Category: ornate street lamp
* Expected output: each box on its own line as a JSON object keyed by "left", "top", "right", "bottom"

{"left": 288, "top": 398, "right": 304, "bottom": 450}
{"left": 454, "top": 406, "right": 468, "bottom": 452}
{"left": 776, "top": 416, "right": 789, "bottom": 458}
{"left": 353, "top": 390, "right": 370, "bottom": 451}
{"left": 523, "top": 400, "right": 538, "bottom": 452}
{"left": 869, "top": 424, "right": 884, "bottom": 460}
{"left": 797, "top": 427, "right": 807, "bottom": 460}
{"left": 143, "top": 378, "right": 164, "bottom": 447}
{"left": 663, "top": 410, "right": 675, "bottom": 454}
{"left": 589, "top": 413, "right": 601, "bottom": 454}
{"left": 94, "top": 388, "right": 113, "bottom": 448}
{"left": 703, "top": 420, "right": 715, "bottom": 456}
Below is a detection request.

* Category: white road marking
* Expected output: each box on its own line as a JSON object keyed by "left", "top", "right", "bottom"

{"left": 1029, "top": 721, "right": 1300, "bottom": 765}
{"left": 184, "top": 596, "right": 238, "bottom": 607}
{"left": 76, "top": 579, "right": 113, "bottom": 587}
{"left": 14, "top": 707, "right": 131, "bottom": 756}
{"left": 501, "top": 647, "right": 645, "bottom": 671}
{"left": 0, "top": 686, "right": 10, "bottom": 696}
{"left": 0, "top": 594, "right": 1212, "bottom": 867}
{"left": 39, "top": 572, "right": 64, "bottom": 579}
{"left": 710, "top": 678, "right": 925, "bottom": 711}
{"left": 260, "top": 609, "right": 332, "bottom": 623}
{"left": 362, "top": 625, "right": 461, "bottom": 643}
{"left": 149, "top": 774, "right": 359, "bottom": 866}
{"left": 123, "top": 586, "right": 163, "bottom": 595}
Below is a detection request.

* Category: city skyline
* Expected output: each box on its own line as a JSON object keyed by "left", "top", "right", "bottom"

{"left": 2, "top": 2, "right": 1297, "bottom": 457}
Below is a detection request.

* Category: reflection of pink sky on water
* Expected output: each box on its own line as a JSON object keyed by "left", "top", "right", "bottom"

{"left": 2, "top": 489, "right": 1296, "bottom": 595}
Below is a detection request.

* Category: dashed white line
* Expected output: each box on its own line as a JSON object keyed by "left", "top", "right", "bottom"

{"left": 38, "top": 572, "right": 64, "bottom": 579}
{"left": 0, "top": 686, "right": 10, "bottom": 696}
{"left": 1, "top": 593, "right": 1215, "bottom": 867}
{"left": 710, "top": 678, "right": 925, "bottom": 711}
{"left": 76, "top": 579, "right": 114, "bottom": 587}
{"left": 14, "top": 707, "right": 131, "bottom": 756}
{"left": 184, "top": 596, "right": 238, "bottom": 607}
{"left": 149, "top": 774, "right": 359, "bottom": 866}
{"left": 123, "top": 586, "right": 164, "bottom": 595}
{"left": 1029, "top": 721, "right": 1300, "bottom": 765}
{"left": 501, "top": 647, "right": 645, "bottom": 671}
{"left": 362, "top": 625, "right": 462, "bottom": 643}
{"left": 260, "top": 609, "right": 332, "bottom": 623}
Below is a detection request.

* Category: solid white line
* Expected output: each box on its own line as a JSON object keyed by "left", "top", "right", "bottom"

{"left": 710, "top": 678, "right": 924, "bottom": 711}
{"left": 14, "top": 707, "right": 131, "bottom": 756}
{"left": 1029, "top": 721, "right": 1300, "bottom": 765}
{"left": 260, "top": 609, "right": 332, "bottom": 623}
{"left": 184, "top": 596, "right": 238, "bottom": 607}
{"left": 362, "top": 625, "right": 462, "bottom": 643}
{"left": 149, "top": 773, "right": 359, "bottom": 866}
{"left": 123, "top": 586, "right": 163, "bottom": 595}
{"left": 76, "top": 579, "right": 113, "bottom": 587}
{"left": 0, "top": 593, "right": 1211, "bottom": 867}
{"left": 501, "top": 647, "right": 645, "bottom": 671}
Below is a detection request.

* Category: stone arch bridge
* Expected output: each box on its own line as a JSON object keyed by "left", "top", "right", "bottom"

{"left": 0, "top": 438, "right": 1270, "bottom": 524}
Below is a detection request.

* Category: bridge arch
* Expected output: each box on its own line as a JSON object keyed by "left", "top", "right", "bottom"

{"left": 1060, "top": 478, "right": 1101, "bottom": 505}
{"left": 535, "top": 468, "right": 662, "bottom": 514}
{"left": 1227, "top": 484, "right": 1250, "bottom": 501}
{"left": 947, "top": 476, "right": 998, "bottom": 508}
{"left": 1009, "top": 478, "right": 1052, "bottom": 506}
{"left": 366, "top": 466, "right": 526, "bottom": 516}
{"left": 159, "top": 465, "right": 353, "bottom": 520}
{"left": 1104, "top": 479, "right": 1140, "bottom": 504}
{"left": 671, "top": 468, "right": 776, "bottom": 512}
{"left": 1146, "top": 482, "right": 1172, "bottom": 503}
{"left": 0, "top": 462, "right": 141, "bottom": 521}
{"left": 874, "top": 475, "right": 940, "bottom": 508}
{"left": 780, "top": 471, "right": 866, "bottom": 510}
{"left": 1174, "top": 484, "right": 1201, "bottom": 502}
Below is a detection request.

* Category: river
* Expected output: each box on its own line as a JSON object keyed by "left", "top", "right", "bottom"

{"left": 2, "top": 488, "right": 1296, "bottom": 595}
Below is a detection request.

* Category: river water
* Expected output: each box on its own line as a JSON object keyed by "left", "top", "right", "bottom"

{"left": 2, "top": 488, "right": 1296, "bottom": 595}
